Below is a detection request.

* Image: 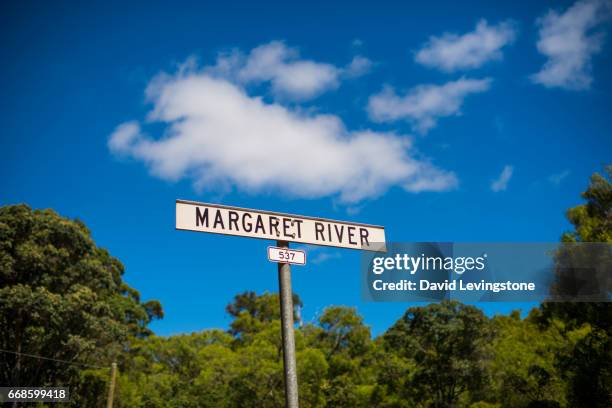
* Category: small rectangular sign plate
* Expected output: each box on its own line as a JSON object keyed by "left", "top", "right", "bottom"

{"left": 268, "top": 246, "right": 306, "bottom": 265}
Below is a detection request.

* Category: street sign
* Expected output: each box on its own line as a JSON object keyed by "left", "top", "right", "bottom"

{"left": 176, "top": 199, "right": 386, "bottom": 252}
{"left": 268, "top": 246, "right": 306, "bottom": 265}
{"left": 176, "top": 198, "right": 387, "bottom": 408}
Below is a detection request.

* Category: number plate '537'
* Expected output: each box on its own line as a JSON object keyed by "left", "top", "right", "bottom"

{"left": 268, "top": 247, "right": 306, "bottom": 266}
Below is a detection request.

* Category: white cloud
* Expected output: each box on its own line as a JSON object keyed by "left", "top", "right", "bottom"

{"left": 491, "top": 165, "right": 514, "bottom": 192}
{"left": 238, "top": 41, "right": 340, "bottom": 100}
{"left": 415, "top": 19, "right": 517, "bottom": 72}
{"left": 549, "top": 170, "right": 571, "bottom": 185}
{"left": 294, "top": 245, "right": 342, "bottom": 265}
{"left": 205, "top": 41, "right": 372, "bottom": 101}
{"left": 531, "top": 0, "right": 612, "bottom": 90}
{"left": 367, "top": 78, "right": 492, "bottom": 133}
{"left": 311, "top": 251, "right": 342, "bottom": 265}
{"left": 109, "top": 63, "right": 458, "bottom": 203}
{"left": 107, "top": 121, "right": 140, "bottom": 152}
{"left": 344, "top": 55, "right": 373, "bottom": 78}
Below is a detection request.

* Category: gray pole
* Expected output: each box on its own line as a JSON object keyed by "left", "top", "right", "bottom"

{"left": 277, "top": 241, "right": 299, "bottom": 408}
{"left": 106, "top": 362, "right": 117, "bottom": 408}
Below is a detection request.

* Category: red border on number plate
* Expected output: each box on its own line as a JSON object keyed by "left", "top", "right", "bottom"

{"left": 267, "top": 246, "right": 306, "bottom": 266}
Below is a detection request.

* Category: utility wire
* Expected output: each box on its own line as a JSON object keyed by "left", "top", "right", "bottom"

{"left": 0, "top": 348, "right": 107, "bottom": 369}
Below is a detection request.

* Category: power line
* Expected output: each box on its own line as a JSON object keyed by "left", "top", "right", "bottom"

{"left": 0, "top": 348, "right": 107, "bottom": 369}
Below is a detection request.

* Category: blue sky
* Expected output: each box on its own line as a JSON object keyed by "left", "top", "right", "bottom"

{"left": 1, "top": 0, "right": 611, "bottom": 336}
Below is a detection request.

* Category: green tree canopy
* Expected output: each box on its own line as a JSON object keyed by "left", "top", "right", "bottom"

{"left": 541, "top": 166, "right": 612, "bottom": 329}
{"left": 562, "top": 165, "right": 612, "bottom": 244}
{"left": 0, "top": 204, "right": 162, "bottom": 390}
{"left": 384, "top": 301, "right": 494, "bottom": 408}
{"left": 539, "top": 165, "right": 612, "bottom": 408}
{"left": 226, "top": 290, "right": 302, "bottom": 339}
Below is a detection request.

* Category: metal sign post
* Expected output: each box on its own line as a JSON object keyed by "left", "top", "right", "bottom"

{"left": 276, "top": 241, "right": 299, "bottom": 408}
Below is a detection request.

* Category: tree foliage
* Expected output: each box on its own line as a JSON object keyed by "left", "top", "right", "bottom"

{"left": 383, "top": 301, "right": 493, "bottom": 407}
{"left": 538, "top": 165, "right": 612, "bottom": 408}
{"left": 0, "top": 204, "right": 162, "bottom": 405}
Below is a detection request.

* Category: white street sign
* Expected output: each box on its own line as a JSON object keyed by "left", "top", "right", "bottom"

{"left": 176, "top": 200, "right": 386, "bottom": 252}
{"left": 268, "top": 246, "right": 306, "bottom": 265}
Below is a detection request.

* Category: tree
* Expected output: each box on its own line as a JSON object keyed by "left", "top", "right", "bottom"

{"left": 558, "top": 328, "right": 612, "bottom": 408}
{"left": 538, "top": 165, "right": 612, "bottom": 408}
{"left": 314, "top": 306, "right": 374, "bottom": 407}
{"left": 488, "top": 311, "right": 569, "bottom": 407}
{"left": 225, "top": 291, "right": 332, "bottom": 407}
{"left": 226, "top": 291, "right": 302, "bottom": 340}
{"left": 541, "top": 166, "right": 612, "bottom": 328}
{"left": 317, "top": 306, "right": 371, "bottom": 359}
{"left": 384, "top": 301, "right": 494, "bottom": 408}
{"left": 0, "top": 204, "right": 162, "bottom": 398}
{"left": 368, "top": 340, "right": 416, "bottom": 408}
{"left": 117, "top": 330, "right": 236, "bottom": 408}
{"left": 562, "top": 165, "right": 612, "bottom": 244}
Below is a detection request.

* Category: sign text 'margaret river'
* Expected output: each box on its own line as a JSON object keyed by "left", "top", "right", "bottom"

{"left": 196, "top": 206, "right": 369, "bottom": 245}
{"left": 175, "top": 200, "right": 386, "bottom": 251}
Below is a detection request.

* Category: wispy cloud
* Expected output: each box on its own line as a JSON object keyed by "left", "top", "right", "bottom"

{"left": 237, "top": 41, "right": 340, "bottom": 100}
{"left": 351, "top": 38, "right": 364, "bottom": 48}
{"left": 109, "top": 54, "right": 457, "bottom": 203}
{"left": 548, "top": 170, "right": 571, "bottom": 185}
{"left": 206, "top": 41, "right": 372, "bottom": 101}
{"left": 311, "top": 251, "right": 342, "bottom": 265}
{"left": 367, "top": 78, "right": 492, "bottom": 133}
{"left": 415, "top": 19, "right": 517, "bottom": 72}
{"left": 344, "top": 55, "right": 373, "bottom": 78}
{"left": 531, "top": 0, "right": 612, "bottom": 90}
{"left": 296, "top": 245, "right": 342, "bottom": 265}
{"left": 491, "top": 165, "right": 514, "bottom": 192}
{"left": 345, "top": 205, "right": 364, "bottom": 216}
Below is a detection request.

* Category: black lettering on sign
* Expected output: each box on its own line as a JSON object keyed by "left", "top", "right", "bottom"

{"left": 283, "top": 218, "right": 295, "bottom": 238}
{"left": 359, "top": 228, "right": 369, "bottom": 246}
{"left": 255, "top": 215, "right": 265, "bottom": 234}
{"left": 189, "top": 204, "right": 376, "bottom": 248}
{"left": 334, "top": 224, "right": 344, "bottom": 243}
{"left": 196, "top": 207, "right": 209, "bottom": 227}
{"left": 228, "top": 211, "right": 239, "bottom": 231}
{"left": 269, "top": 216, "right": 280, "bottom": 237}
{"left": 315, "top": 222, "right": 325, "bottom": 241}
{"left": 242, "top": 213, "right": 253, "bottom": 232}
{"left": 347, "top": 226, "right": 357, "bottom": 245}
{"left": 213, "top": 211, "right": 225, "bottom": 229}
{"left": 294, "top": 219, "right": 303, "bottom": 238}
